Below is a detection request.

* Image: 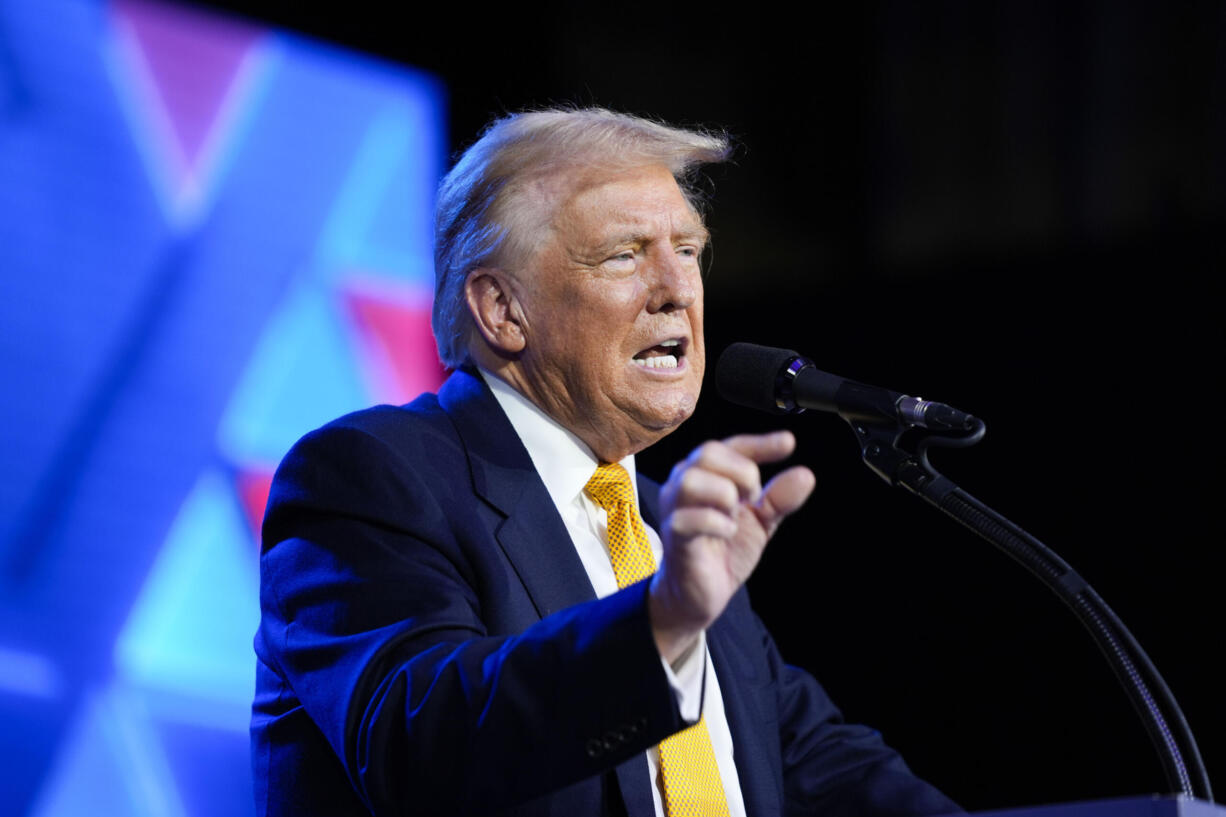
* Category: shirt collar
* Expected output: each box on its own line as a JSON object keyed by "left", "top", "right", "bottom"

{"left": 478, "top": 366, "right": 639, "bottom": 510}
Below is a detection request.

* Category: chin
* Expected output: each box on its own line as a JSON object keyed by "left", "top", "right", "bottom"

{"left": 647, "top": 396, "right": 699, "bottom": 434}
{"left": 613, "top": 386, "right": 701, "bottom": 451}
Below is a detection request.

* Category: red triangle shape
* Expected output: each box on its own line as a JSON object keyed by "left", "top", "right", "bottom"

{"left": 235, "top": 467, "right": 274, "bottom": 546}
{"left": 343, "top": 287, "right": 448, "bottom": 404}
{"left": 112, "top": 0, "right": 262, "bottom": 180}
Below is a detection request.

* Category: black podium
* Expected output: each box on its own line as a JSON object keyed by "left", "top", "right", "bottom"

{"left": 958, "top": 796, "right": 1224, "bottom": 817}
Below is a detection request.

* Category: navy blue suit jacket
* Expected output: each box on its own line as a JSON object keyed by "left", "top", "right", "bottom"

{"left": 251, "top": 368, "right": 960, "bottom": 817}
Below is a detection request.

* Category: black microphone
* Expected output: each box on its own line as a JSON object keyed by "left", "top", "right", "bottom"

{"left": 715, "top": 342, "right": 976, "bottom": 431}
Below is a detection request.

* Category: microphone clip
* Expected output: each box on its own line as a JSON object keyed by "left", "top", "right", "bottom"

{"left": 851, "top": 417, "right": 984, "bottom": 500}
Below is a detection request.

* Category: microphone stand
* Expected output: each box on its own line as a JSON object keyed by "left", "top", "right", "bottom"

{"left": 847, "top": 415, "right": 1213, "bottom": 802}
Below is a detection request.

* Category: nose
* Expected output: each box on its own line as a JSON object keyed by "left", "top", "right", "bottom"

{"left": 645, "top": 247, "right": 700, "bottom": 314}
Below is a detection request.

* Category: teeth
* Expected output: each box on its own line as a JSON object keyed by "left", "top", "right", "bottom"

{"left": 660, "top": 339, "right": 680, "bottom": 347}
{"left": 634, "top": 355, "right": 679, "bottom": 369}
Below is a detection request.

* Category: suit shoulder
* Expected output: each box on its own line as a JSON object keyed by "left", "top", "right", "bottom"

{"left": 316, "top": 393, "right": 451, "bottom": 444}
{"left": 263, "top": 395, "right": 468, "bottom": 537}
{"left": 281, "top": 393, "right": 467, "bottom": 470}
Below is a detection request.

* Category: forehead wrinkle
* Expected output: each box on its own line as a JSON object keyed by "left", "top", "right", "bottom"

{"left": 589, "top": 206, "right": 709, "bottom": 247}
{"left": 544, "top": 165, "right": 709, "bottom": 266}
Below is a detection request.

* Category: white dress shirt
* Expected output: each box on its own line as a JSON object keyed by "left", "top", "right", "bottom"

{"left": 480, "top": 368, "right": 747, "bottom": 817}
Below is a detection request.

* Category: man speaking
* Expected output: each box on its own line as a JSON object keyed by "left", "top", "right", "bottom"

{"left": 251, "top": 108, "right": 960, "bottom": 817}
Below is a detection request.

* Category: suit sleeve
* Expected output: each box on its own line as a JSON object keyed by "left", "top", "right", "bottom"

{"left": 254, "top": 421, "right": 685, "bottom": 815}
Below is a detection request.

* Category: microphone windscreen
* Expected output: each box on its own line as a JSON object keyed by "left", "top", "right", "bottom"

{"left": 715, "top": 343, "right": 799, "bottom": 411}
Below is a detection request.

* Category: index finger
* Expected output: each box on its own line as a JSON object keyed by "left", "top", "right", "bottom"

{"left": 680, "top": 440, "right": 763, "bottom": 504}
{"left": 722, "top": 430, "right": 798, "bottom": 465}
{"left": 679, "top": 431, "right": 798, "bottom": 504}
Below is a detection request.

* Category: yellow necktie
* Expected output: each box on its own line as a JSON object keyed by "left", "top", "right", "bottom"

{"left": 585, "top": 463, "right": 731, "bottom": 817}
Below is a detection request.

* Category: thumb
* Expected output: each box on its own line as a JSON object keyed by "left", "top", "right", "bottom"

{"left": 754, "top": 465, "right": 816, "bottom": 530}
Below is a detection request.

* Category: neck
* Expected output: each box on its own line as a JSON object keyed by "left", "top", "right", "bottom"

{"left": 472, "top": 353, "right": 656, "bottom": 463}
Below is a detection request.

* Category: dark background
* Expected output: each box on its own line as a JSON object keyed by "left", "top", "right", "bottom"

{"left": 197, "top": 1, "right": 1223, "bottom": 810}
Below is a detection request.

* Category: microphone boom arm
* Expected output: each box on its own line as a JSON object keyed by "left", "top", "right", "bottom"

{"left": 848, "top": 413, "right": 1213, "bottom": 802}
{"left": 713, "top": 341, "right": 1211, "bottom": 799}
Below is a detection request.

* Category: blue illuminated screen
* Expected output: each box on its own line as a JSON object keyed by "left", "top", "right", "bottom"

{"left": 0, "top": 1, "right": 446, "bottom": 814}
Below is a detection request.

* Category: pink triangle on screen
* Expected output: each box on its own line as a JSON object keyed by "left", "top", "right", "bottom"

{"left": 112, "top": 0, "right": 262, "bottom": 180}
{"left": 343, "top": 287, "right": 448, "bottom": 405}
{"left": 235, "top": 467, "right": 274, "bottom": 546}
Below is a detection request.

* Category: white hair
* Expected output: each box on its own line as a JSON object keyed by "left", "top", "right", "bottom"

{"left": 431, "top": 107, "right": 731, "bottom": 368}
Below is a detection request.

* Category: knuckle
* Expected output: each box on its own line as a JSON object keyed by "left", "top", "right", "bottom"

{"left": 678, "top": 467, "right": 707, "bottom": 494}
{"left": 704, "top": 507, "right": 736, "bottom": 533}
{"left": 693, "top": 440, "right": 726, "bottom": 465}
{"left": 666, "top": 509, "right": 696, "bottom": 537}
{"left": 713, "top": 479, "right": 738, "bottom": 510}
{"left": 669, "top": 508, "right": 719, "bottom": 539}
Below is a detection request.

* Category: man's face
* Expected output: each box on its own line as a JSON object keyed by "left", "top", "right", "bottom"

{"left": 513, "top": 164, "right": 707, "bottom": 461}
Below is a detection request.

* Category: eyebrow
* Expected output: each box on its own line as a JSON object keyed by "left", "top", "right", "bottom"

{"left": 592, "top": 223, "right": 711, "bottom": 256}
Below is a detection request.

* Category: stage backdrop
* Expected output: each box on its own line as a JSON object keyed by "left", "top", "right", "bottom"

{"left": 0, "top": 1, "right": 445, "bottom": 814}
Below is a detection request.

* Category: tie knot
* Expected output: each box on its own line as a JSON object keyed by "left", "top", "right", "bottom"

{"left": 585, "top": 462, "right": 636, "bottom": 509}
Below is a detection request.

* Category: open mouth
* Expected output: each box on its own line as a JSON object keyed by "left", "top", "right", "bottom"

{"left": 632, "top": 338, "right": 687, "bottom": 370}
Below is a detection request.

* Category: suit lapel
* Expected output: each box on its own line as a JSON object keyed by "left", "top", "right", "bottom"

{"left": 642, "top": 478, "right": 781, "bottom": 817}
{"left": 636, "top": 471, "right": 662, "bottom": 532}
{"left": 437, "top": 368, "right": 597, "bottom": 618}
{"left": 613, "top": 473, "right": 666, "bottom": 817}
{"left": 612, "top": 757, "right": 657, "bottom": 817}
{"left": 440, "top": 369, "right": 661, "bottom": 817}
{"left": 708, "top": 607, "right": 782, "bottom": 817}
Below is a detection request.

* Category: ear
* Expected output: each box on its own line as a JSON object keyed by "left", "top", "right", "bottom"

{"left": 465, "top": 268, "right": 527, "bottom": 355}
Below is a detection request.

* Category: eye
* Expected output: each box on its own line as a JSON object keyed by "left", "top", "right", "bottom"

{"left": 604, "top": 250, "right": 637, "bottom": 271}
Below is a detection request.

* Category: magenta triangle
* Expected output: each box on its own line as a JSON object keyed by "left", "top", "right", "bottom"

{"left": 113, "top": 0, "right": 262, "bottom": 180}
{"left": 342, "top": 286, "right": 448, "bottom": 404}
{"left": 235, "top": 466, "right": 275, "bottom": 545}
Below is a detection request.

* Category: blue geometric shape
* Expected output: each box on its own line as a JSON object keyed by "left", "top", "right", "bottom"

{"left": 0, "top": 0, "right": 167, "bottom": 558}
{"left": 0, "top": 694, "right": 71, "bottom": 813}
{"left": 0, "top": 3, "right": 447, "bottom": 815}
{"left": 215, "top": 281, "right": 373, "bottom": 466}
{"left": 29, "top": 685, "right": 186, "bottom": 817}
{"left": 315, "top": 102, "right": 445, "bottom": 288}
{"left": 114, "top": 470, "right": 258, "bottom": 705}
{"left": 0, "top": 647, "right": 62, "bottom": 698}
{"left": 156, "top": 719, "right": 254, "bottom": 817}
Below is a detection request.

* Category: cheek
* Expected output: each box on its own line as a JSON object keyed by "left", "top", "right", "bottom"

{"left": 604, "top": 279, "right": 650, "bottom": 314}
{"left": 584, "top": 283, "right": 649, "bottom": 343}
{"left": 690, "top": 347, "right": 706, "bottom": 381}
